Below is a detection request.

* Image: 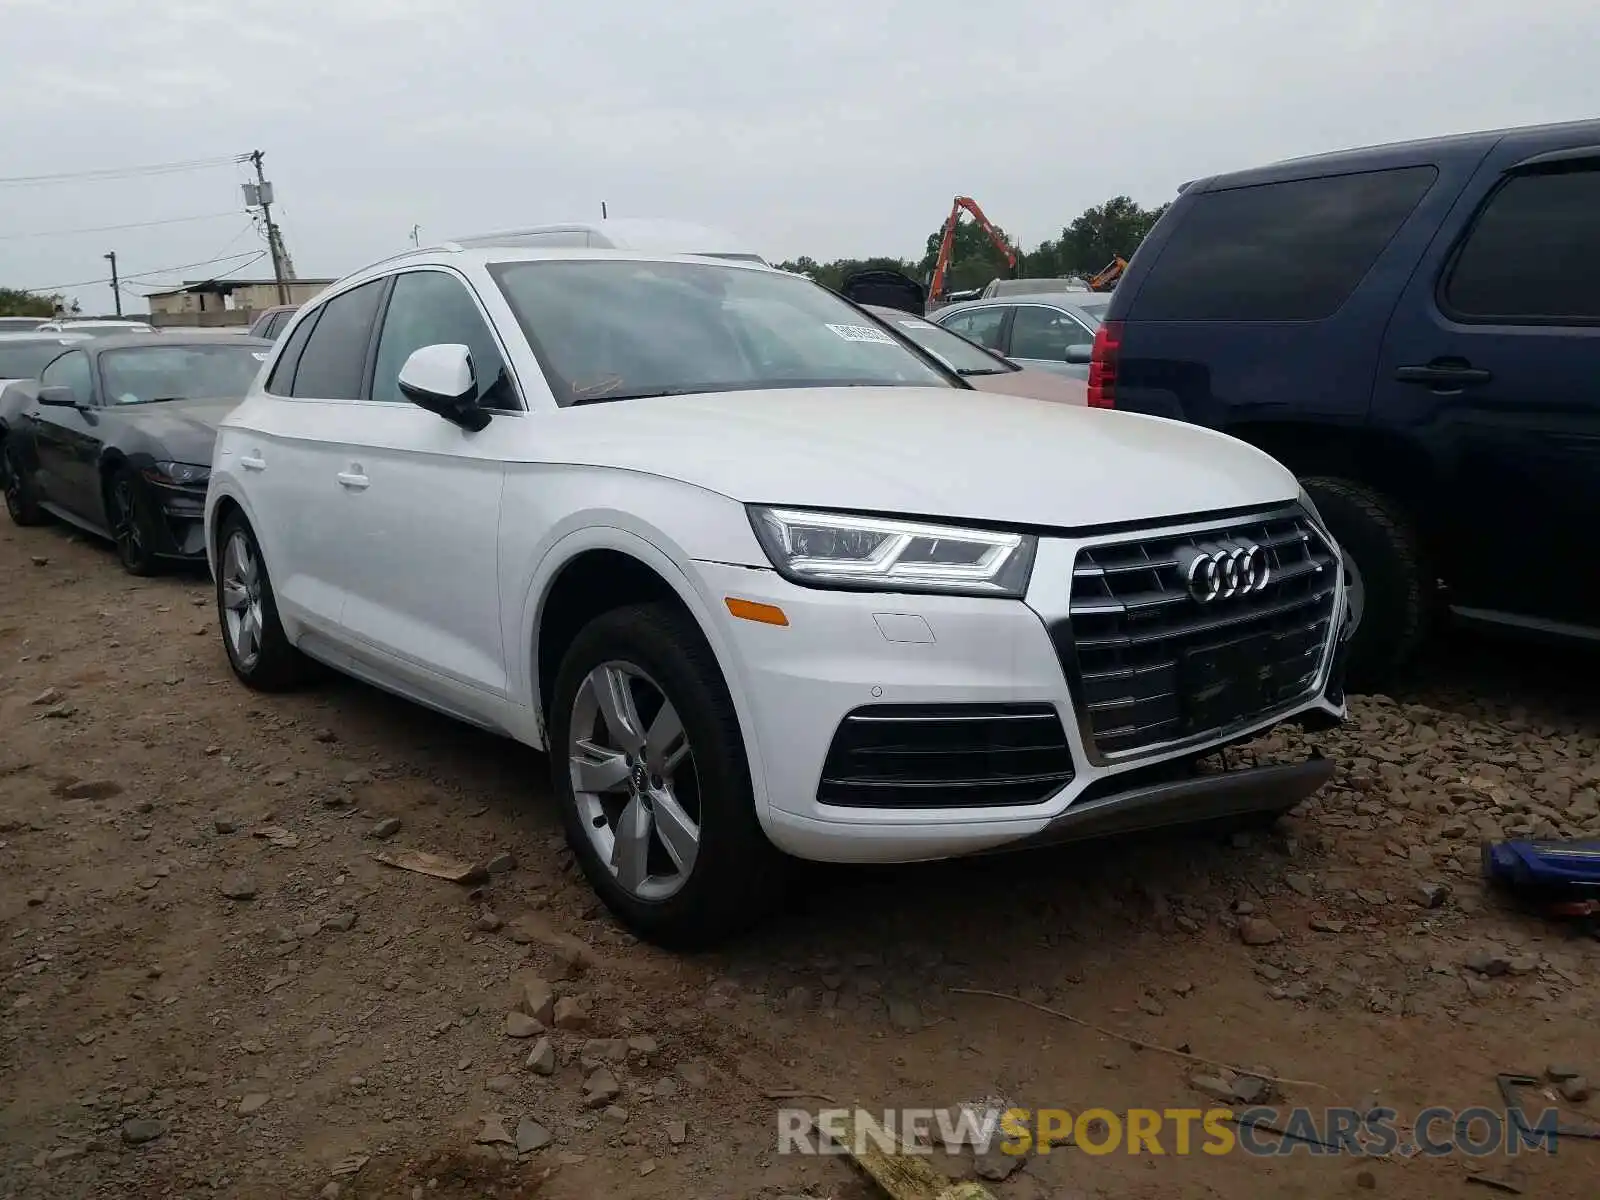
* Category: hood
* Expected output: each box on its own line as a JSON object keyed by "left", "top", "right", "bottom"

{"left": 966, "top": 367, "right": 1086, "bottom": 406}
{"left": 542, "top": 386, "right": 1298, "bottom": 530}
{"left": 118, "top": 398, "right": 241, "bottom": 463}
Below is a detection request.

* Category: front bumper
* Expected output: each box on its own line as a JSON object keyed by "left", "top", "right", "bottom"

{"left": 140, "top": 476, "right": 209, "bottom": 561}
{"left": 697, "top": 512, "right": 1352, "bottom": 865}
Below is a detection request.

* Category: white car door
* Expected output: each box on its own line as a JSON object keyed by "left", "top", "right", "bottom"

{"left": 330, "top": 267, "right": 521, "bottom": 709}
{"left": 237, "top": 278, "right": 391, "bottom": 638}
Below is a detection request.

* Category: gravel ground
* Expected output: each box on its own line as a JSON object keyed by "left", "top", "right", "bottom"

{"left": 2, "top": 521, "right": 1598, "bottom": 1200}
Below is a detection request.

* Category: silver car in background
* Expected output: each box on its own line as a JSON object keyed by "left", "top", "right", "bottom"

{"left": 930, "top": 292, "right": 1111, "bottom": 380}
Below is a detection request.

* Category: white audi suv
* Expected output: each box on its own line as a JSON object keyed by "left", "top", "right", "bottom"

{"left": 205, "top": 241, "right": 1356, "bottom": 946}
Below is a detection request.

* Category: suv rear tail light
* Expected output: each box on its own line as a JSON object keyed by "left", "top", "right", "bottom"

{"left": 1087, "top": 319, "right": 1121, "bottom": 409}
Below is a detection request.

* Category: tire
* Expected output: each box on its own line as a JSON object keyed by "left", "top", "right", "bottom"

{"left": 1301, "top": 476, "right": 1430, "bottom": 692}
{"left": 547, "top": 602, "right": 786, "bottom": 949}
{"left": 106, "top": 467, "right": 161, "bottom": 576}
{"left": 214, "top": 510, "right": 313, "bottom": 691}
{"left": 2, "top": 439, "right": 46, "bottom": 527}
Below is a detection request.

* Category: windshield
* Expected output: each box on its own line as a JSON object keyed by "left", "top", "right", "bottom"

{"left": 0, "top": 340, "right": 75, "bottom": 380}
{"left": 100, "top": 344, "right": 267, "bottom": 404}
{"left": 866, "top": 308, "right": 1012, "bottom": 376}
{"left": 489, "top": 259, "right": 954, "bottom": 404}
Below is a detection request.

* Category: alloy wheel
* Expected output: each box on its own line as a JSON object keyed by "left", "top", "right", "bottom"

{"left": 2, "top": 449, "right": 23, "bottom": 519}
{"left": 220, "top": 529, "right": 266, "bottom": 671}
{"left": 111, "top": 478, "right": 144, "bottom": 569}
{"left": 1341, "top": 546, "right": 1366, "bottom": 633}
{"left": 568, "top": 661, "right": 701, "bottom": 901}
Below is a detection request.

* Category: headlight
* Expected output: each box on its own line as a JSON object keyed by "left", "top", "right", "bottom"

{"left": 748, "top": 506, "right": 1037, "bottom": 597}
{"left": 146, "top": 461, "right": 210, "bottom": 486}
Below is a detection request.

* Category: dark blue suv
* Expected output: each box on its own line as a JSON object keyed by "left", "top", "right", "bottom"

{"left": 1095, "top": 119, "right": 1600, "bottom": 688}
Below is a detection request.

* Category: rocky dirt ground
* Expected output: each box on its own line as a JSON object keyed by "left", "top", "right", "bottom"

{"left": 2, "top": 521, "right": 1599, "bottom": 1200}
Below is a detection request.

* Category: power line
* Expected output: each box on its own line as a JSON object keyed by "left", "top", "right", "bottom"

{"left": 121, "top": 250, "right": 270, "bottom": 295}
{"left": 21, "top": 250, "right": 267, "bottom": 293}
{"left": 0, "top": 154, "right": 248, "bottom": 188}
{"left": 0, "top": 211, "right": 243, "bottom": 242}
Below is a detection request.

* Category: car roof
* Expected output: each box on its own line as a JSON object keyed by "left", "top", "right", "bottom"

{"left": 448, "top": 218, "right": 761, "bottom": 257}
{"left": 76, "top": 333, "right": 275, "bottom": 354}
{"left": 1203, "top": 116, "right": 1600, "bottom": 189}
{"left": 327, "top": 245, "right": 780, "bottom": 295}
{"left": 0, "top": 331, "right": 90, "bottom": 343}
{"left": 939, "top": 293, "right": 1109, "bottom": 314}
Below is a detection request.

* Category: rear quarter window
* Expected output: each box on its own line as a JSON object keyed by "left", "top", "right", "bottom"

{"left": 1129, "top": 165, "right": 1438, "bottom": 321}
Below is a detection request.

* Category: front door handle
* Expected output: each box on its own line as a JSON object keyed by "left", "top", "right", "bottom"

{"left": 337, "top": 470, "right": 370, "bottom": 491}
{"left": 1395, "top": 363, "right": 1492, "bottom": 387}
{"left": 240, "top": 453, "right": 266, "bottom": 471}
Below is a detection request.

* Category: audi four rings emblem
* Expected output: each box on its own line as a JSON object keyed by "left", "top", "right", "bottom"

{"left": 1184, "top": 544, "right": 1270, "bottom": 603}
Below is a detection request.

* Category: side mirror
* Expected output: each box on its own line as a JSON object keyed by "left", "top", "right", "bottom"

{"left": 36, "top": 386, "right": 83, "bottom": 409}
{"left": 397, "top": 344, "right": 490, "bottom": 432}
{"left": 1064, "top": 343, "right": 1093, "bottom": 365}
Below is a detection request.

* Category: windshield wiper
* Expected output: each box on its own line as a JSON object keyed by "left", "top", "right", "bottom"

{"left": 956, "top": 367, "right": 1007, "bottom": 377}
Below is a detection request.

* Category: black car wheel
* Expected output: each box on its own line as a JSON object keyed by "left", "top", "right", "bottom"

{"left": 107, "top": 467, "right": 159, "bottom": 576}
{"left": 2, "top": 440, "right": 46, "bottom": 527}
{"left": 1301, "top": 476, "right": 1431, "bottom": 692}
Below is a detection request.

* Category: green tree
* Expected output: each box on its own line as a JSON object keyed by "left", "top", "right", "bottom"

{"left": 0, "top": 287, "right": 59, "bottom": 317}
{"left": 1055, "top": 196, "right": 1170, "bottom": 275}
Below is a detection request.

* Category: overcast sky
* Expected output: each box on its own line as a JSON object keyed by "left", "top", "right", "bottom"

{"left": 1, "top": 0, "right": 1593, "bottom": 314}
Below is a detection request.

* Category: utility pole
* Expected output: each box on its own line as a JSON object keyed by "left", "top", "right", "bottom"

{"left": 601, "top": 201, "right": 608, "bottom": 220}
{"left": 247, "top": 150, "right": 289, "bottom": 305}
{"left": 103, "top": 251, "right": 122, "bottom": 316}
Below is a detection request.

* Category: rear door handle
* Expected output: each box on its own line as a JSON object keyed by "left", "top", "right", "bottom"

{"left": 1395, "top": 364, "right": 1492, "bottom": 386}
{"left": 240, "top": 453, "right": 266, "bottom": 471}
{"left": 336, "top": 470, "right": 369, "bottom": 490}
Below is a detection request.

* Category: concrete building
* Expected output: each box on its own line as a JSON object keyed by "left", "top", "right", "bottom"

{"left": 145, "top": 278, "right": 336, "bottom": 328}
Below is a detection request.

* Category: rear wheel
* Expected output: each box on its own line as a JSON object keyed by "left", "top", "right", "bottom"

{"left": 106, "top": 468, "right": 160, "bottom": 576}
{"left": 2, "top": 441, "right": 46, "bottom": 526}
{"left": 548, "top": 602, "right": 785, "bottom": 949}
{"left": 215, "top": 512, "right": 313, "bottom": 690}
{"left": 1301, "top": 476, "right": 1430, "bottom": 692}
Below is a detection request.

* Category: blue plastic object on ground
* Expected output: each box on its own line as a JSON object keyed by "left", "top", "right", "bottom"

{"left": 1482, "top": 839, "right": 1600, "bottom": 908}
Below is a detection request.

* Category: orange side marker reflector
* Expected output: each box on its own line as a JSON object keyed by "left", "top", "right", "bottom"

{"left": 725, "top": 597, "right": 789, "bottom": 626}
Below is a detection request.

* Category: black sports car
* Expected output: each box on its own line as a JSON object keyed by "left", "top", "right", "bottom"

{"left": 1, "top": 333, "right": 273, "bottom": 575}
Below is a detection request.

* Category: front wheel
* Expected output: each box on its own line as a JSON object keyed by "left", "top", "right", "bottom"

{"left": 1301, "top": 476, "right": 1430, "bottom": 692}
{"left": 106, "top": 468, "right": 160, "bottom": 576}
{"left": 2, "top": 441, "right": 46, "bottom": 526}
{"left": 548, "top": 602, "right": 785, "bottom": 949}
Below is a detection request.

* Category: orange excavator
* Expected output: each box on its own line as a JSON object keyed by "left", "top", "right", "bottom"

{"left": 928, "top": 196, "right": 1016, "bottom": 302}
{"left": 1087, "top": 256, "right": 1128, "bottom": 291}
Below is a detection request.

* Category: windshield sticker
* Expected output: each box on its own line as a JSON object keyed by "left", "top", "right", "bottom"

{"left": 251, "top": 352, "right": 268, "bottom": 361}
{"left": 825, "top": 323, "right": 897, "bottom": 345}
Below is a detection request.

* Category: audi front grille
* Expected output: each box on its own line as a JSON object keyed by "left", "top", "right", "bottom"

{"left": 817, "top": 703, "right": 1076, "bottom": 808}
{"left": 1050, "top": 508, "right": 1339, "bottom": 760}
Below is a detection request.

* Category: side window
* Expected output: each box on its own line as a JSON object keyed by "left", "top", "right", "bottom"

{"left": 942, "top": 307, "right": 1006, "bottom": 350}
{"left": 1009, "top": 307, "right": 1089, "bottom": 359}
{"left": 40, "top": 350, "right": 92, "bottom": 404}
{"left": 264, "top": 311, "right": 289, "bottom": 340}
{"left": 371, "top": 271, "right": 516, "bottom": 408}
{"left": 1443, "top": 168, "right": 1600, "bottom": 322}
{"left": 290, "top": 279, "right": 388, "bottom": 400}
{"left": 264, "top": 305, "right": 322, "bottom": 395}
{"left": 1131, "top": 166, "right": 1439, "bottom": 321}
